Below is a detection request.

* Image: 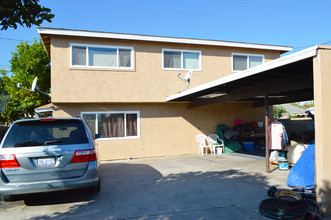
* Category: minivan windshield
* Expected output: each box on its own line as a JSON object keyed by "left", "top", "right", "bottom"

{"left": 2, "top": 119, "right": 89, "bottom": 148}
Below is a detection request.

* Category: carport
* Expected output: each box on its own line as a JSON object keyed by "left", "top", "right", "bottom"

{"left": 166, "top": 45, "right": 331, "bottom": 215}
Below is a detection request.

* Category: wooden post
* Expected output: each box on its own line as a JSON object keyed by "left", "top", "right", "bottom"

{"left": 265, "top": 96, "right": 270, "bottom": 173}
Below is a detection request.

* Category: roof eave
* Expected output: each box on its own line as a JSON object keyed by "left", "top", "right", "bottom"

{"left": 37, "top": 27, "right": 292, "bottom": 53}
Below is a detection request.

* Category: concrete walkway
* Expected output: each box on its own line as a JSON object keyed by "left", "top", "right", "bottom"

{"left": 0, "top": 153, "right": 290, "bottom": 219}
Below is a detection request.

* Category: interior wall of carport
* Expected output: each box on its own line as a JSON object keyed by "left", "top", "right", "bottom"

{"left": 313, "top": 46, "right": 331, "bottom": 215}
{"left": 52, "top": 102, "right": 265, "bottom": 160}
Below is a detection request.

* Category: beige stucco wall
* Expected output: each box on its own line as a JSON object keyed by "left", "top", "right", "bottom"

{"left": 314, "top": 46, "right": 331, "bottom": 215}
{"left": 52, "top": 102, "right": 265, "bottom": 161}
{"left": 49, "top": 36, "right": 281, "bottom": 103}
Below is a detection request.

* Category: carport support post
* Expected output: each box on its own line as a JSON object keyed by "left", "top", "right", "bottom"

{"left": 265, "top": 96, "right": 270, "bottom": 173}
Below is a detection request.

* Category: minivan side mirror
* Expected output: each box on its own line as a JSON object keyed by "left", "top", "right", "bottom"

{"left": 94, "top": 134, "right": 101, "bottom": 139}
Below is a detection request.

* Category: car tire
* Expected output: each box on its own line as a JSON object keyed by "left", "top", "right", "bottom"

{"left": 2, "top": 195, "right": 17, "bottom": 202}
{"left": 89, "top": 180, "right": 101, "bottom": 193}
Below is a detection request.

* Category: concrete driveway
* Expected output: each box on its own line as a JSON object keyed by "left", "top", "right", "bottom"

{"left": 0, "top": 153, "right": 290, "bottom": 219}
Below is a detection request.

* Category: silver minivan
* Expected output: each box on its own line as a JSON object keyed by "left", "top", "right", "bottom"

{"left": 0, "top": 117, "right": 100, "bottom": 201}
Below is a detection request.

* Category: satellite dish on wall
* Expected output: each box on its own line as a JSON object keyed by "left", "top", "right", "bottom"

{"left": 177, "top": 71, "right": 193, "bottom": 92}
{"left": 31, "top": 77, "right": 38, "bottom": 91}
{"left": 182, "top": 71, "right": 192, "bottom": 82}
{"left": 17, "top": 77, "right": 50, "bottom": 96}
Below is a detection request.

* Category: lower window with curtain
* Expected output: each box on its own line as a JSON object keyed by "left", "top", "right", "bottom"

{"left": 82, "top": 111, "right": 140, "bottom": 139}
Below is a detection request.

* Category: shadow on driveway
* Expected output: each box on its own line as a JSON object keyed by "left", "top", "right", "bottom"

{"left": 0, "top": 159, "right": 280, "bottom": 220}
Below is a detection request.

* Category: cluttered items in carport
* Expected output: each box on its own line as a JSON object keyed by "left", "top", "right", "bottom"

{"left": 269, "top": 120, "right": 289, "bottom": 150}
{"left": 279, "top": 159, "right": 289, "bottom": 171}
{"left": 215, "top": 119, "right": 265, "bottom": 153}
{"left": 269, "top": 120, "right": 292, "bottom": 171}
{"left": 271, "top": 144, "right": 310, "bottom": 170}
{"left": 259, "top": 186, "right": 322, "bottom": 219}
{"left": 241, "top": 141, "right": 255, "bottom": 151}
{"left": 215, "top": 124, "right": 244, "bottom": 153}
{"left": 269, "top": 114, "right": 315, "bottom": 172}
{"left": 287, "top": 144, "right": 315, "bottom": 190}
{"left": 261, "top": 141, "right": 317, "bottom": 218}
{"left": 270, "top": 150, "right": 291, "bottom": 171}
{"left": 236, "top": 119, "right": 266, "bottom": 150}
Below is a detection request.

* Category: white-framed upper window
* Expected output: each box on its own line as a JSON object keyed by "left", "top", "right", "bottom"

{"left": 232, "top": 53, "right": 264, "bottom": 71}
{"left": 162, "top": 49, "right": 201, "bottom": 70}
{"left": 81, "top": 111, "right": 140, "bottom": 140}
{"left": 71, "top": 44, "right": 134, "bottom": 69}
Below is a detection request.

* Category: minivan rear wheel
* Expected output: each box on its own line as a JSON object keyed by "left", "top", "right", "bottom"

{"left": 89, "top": 180, "right": 101, "bottom": 193}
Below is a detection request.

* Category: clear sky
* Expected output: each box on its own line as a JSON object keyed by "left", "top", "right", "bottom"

{"left": 1, "top": 0, "right": 331, "bottom": 72}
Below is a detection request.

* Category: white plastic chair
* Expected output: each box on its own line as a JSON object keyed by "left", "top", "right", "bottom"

{"left": 196, "top": 134, "right": 214, "bottom": 156}
{"left": 208, "top": 134, "right": 225, "bottom": 154}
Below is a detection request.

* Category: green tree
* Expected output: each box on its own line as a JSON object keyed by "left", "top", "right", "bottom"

{"left": 290, "top": 102, "right": 300, "bottom": 107}
{"left": 0, "top": 0, "right": 54, "bottom": 30}
{"left": 0, "top": 39, "right": 50, "bottom": 124}
{"left": 0, "top": 70, "right": 11, "bottom": 114}
{"left": 273, "top": 105, "right": 288, "bottom": 119}
{"left": 301, "top": 101, "right": 314, "bottom": 108}
{"left": 0, "top": 71, "right": 6, "bottom": 93}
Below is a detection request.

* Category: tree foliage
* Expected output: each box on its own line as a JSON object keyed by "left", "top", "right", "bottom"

{"left": 0, "top": 39, "right": 50, "bottom": 124}
{"left": 0, "top": 0, "right": 54, "bottom": 30}
{"left": 301, "top": 101, "right": 314, "bottom": 108}
{"left": 290, "top": 102, "right": 300, "bottom": 107}
{"left": 0, "top": 72, "right": 6, "bottom": 93}
{"left": 0, "top": 70, "right": 10, "bottom": 114}
{"left": 273, "top": 105, "right": 288, "bottom": 119}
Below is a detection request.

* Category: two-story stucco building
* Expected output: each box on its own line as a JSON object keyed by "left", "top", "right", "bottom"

{"left": 38, "top": 27, "right": 331, "bottom": 215}
{"left": 37, "top": 27, "right": 291, "bottom": 161}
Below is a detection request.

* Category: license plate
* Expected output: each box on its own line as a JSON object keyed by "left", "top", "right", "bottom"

{"left": 37, "top": 157, "right": 55, "bottom": 166}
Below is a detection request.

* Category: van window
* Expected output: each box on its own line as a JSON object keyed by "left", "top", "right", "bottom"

{"left": 2, "top": 119, "right": 89, "bottom": 148}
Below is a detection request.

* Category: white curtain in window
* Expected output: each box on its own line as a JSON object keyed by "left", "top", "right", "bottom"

{"left": 249, "top": 56, "right": 263, "bottom": 68}
{"left": 126, "top": 114, "right": 137, "bottom": 136}
{"left": 183, "top": 52, "right": 200, "bottom": 69}
{"left": 164, "top": 51, "right": 181, "bottom": 68}
{"left": 233, "top": 55, "right": 247, "bottom": 71}
{"left": 98, "top": 113, "right": 124, "bottom": 138}
{"left": 89, "top": 47, "right": 117, "bottom": 67}
{"left": 72, "top": 46, "right": 86, "bottom": 66}
{"left": 119, "top": 49, "right": 131, "bottom": 67}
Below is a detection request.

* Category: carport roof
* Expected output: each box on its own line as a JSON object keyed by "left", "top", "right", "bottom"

{"left": 166, "top": 46, "right": 319, "bottom": 108}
